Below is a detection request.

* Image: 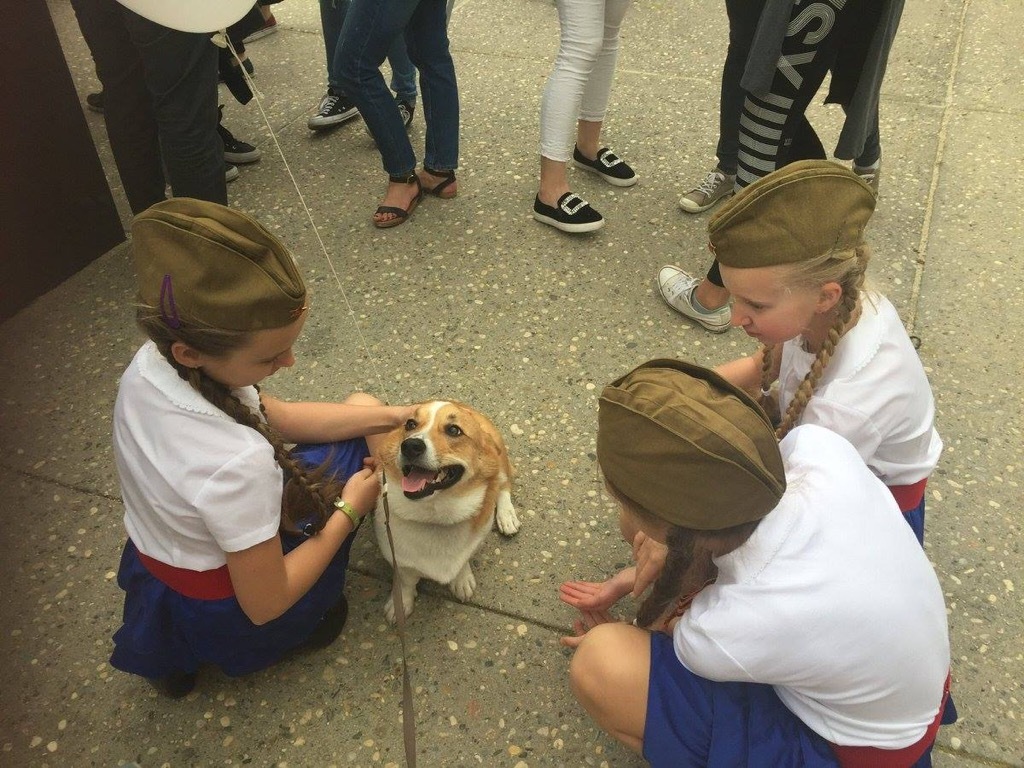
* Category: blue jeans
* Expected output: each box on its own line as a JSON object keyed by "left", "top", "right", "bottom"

{"left": 319, "top": 0, "right": 417, "bottom": 104}
{"left": 338, "top": 0, "right": 458, "bottom": 178}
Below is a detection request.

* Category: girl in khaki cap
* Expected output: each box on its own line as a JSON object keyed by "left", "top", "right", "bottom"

{"left": 109, "top": 199, "right": 417, "bottom": 697}
{"left": 708, "top": 159, "right": 940, "bottom": 546}
{"left": 564, "top": 359, "right": 952, "bottom": 767}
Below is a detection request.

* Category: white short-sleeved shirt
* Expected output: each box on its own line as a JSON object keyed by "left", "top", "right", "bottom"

{"left": 674, "top": 425, "right": 950, "bottom": 748}
{"left": 779, "top": 293, "right": 942, "bottom": 486}
{"left": 113, "top": 341, "right": 283, "bottom": 570}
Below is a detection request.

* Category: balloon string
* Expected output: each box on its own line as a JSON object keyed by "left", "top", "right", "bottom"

{"left": 215, "top": 32, "right": 394, "bottom": 408}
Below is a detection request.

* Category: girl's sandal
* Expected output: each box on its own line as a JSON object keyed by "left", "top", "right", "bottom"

{"left": 420, "top": 167, "right": 458, "bottom": 199}
{"left": 373, "top": 174, "right": 423, "bottom": 229}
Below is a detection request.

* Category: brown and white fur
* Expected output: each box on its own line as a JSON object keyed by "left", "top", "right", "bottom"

{"left": 373, "top": 400, "right": 520, "bottom": 622}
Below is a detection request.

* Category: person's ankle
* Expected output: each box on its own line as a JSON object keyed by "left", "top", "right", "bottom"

{"left": 693, "top": 282, "right": 729, "bottom": 312}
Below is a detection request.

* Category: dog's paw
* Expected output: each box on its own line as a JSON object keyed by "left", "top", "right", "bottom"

{"left": 384, "top": 592, "right": 415, "bottom": 624}
{"left": 495, "top": 497, "right": 521, "bottom": 536}
{"left": 449, "top": 564, "right": 476, "bottom": 602}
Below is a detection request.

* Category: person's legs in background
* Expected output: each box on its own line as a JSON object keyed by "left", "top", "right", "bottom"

{"left": 311, "top": 0, "right": 361, "bottom": 130}
{"left": 312, "top": 0, "right": 420, "bottom": 131}
{"left": 535, "top": 0, "right": 632, "bottom": 233}
{"left": 571, "top": 0, "right": 634, "bottom": 184}
{"left": 406, "top": 0, "right": 458, "bottom": 185}
{"left": 337, "top": 0, "right": 425, "bottom": 226}
{"left": 122, "top": 9, "right": 226, "bottom": 205}
{"left": 387, "top": 33, "right": 419, "bottom": 124}
{"left": 678, "top": 0, "right": 765, "bottom": 215}
{"left": 70, "top": 0, "right": 166, "bottom": 214}
{"left": 661, "top": 0, "right": 863, "bottom": 331}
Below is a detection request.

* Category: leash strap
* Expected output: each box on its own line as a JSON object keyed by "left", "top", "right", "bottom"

{"left": 381, "top": 475, "right": 417, "bottom": 768}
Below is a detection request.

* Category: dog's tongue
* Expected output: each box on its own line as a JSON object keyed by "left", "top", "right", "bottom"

{"left": 402, "top": 468, "right": 436, "bottom": 494}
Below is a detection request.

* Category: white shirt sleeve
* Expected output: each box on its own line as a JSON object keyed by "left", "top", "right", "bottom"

{"left": 193, "top": 443, "right": 283, "bottom": 553}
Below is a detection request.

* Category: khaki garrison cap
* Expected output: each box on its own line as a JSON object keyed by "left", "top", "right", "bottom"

{"left": 708, "top": 160, "right": 876, "bottom": 269}
{"left": 598, "top": 359, "right": 786, "bottom": 530}
{"left": 131, "top": 198, "right": 307, "bottom": 331}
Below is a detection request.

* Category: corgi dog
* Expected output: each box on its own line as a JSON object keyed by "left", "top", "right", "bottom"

{"left": 373, "top": 400, "right": 520, "bottom": 621}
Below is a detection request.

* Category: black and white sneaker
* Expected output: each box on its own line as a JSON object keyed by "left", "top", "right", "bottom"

{"left": 396, "top": 99, "right": 415, "bottom": 128}
{"left": 225, "top": 164, "right": 239, "bottom": 183}
{"left": 218, "top": 121, "right": 261, "bottom": 164}
{"left": 307, "top": 90, "right": 359, "bottom": 130}
{"left": 533, "top": 192, "right": 605, "bottom": 233}
{"left": 572, "top": 145, "right": 638, "bottom": 187}
{"left": 365, "top": 98, "right": 416, "bottom": 144}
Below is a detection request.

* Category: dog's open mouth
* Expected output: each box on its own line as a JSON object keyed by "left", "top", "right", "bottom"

{"left": 400, "top": 463, "right": 465, "bottom": 499}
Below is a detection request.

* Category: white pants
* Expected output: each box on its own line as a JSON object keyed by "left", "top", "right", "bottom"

{"left": 539, "top": 0, "right": 633, "bottom": 162}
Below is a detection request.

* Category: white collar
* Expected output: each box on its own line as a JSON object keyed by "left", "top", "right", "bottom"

{"left": 136, "top": 341, "right": 263, "bottom": 420}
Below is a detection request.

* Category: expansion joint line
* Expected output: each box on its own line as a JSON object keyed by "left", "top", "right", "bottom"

{"left": 905, "top": 0, "right": 972, "bottom": 337}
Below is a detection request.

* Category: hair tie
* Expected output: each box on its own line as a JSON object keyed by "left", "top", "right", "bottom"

{"left": 159, "top": 274, "right": 182, "bottom": 329}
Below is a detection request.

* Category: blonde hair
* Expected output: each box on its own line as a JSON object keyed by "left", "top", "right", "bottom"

{"left": 137, "top": 307, "right": 337, "bottom": 534}
{"left": 760, "top": 244, "right": 871, "bottom": 439}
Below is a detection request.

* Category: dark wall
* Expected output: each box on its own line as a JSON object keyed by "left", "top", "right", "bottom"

{"left": 0, "top": 0, "right": 125, "bottom": 320}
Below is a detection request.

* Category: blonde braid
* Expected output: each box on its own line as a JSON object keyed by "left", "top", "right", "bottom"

{"left": 758, "top": 344, "right": 781, "bottom": 427}
{"left": 773, "top": 245, "right": 869, "bottom": 439}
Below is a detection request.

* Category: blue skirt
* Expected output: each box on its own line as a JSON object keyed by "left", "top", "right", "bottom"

{"left": 644, "top": 632, "right": 839, "bottom": 768}
{"left": 110, "top": 438, "right": 369, "bottom": 679}
{"left": 644, "top": 632, "right": 955, "bottom": 768}
{"left": 903, "top": 497, "right": 926, "bottom": 546}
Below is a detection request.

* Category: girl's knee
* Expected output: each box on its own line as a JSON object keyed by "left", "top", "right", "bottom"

{"left": 568, "top": 623, "right": 641, "bottom": 701}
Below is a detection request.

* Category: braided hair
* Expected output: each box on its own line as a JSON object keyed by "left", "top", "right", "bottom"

{"left": 761, "top": 244, "right": 871, "bottom": 440}
{"left": 137, "top": 307, "right": 337, "bottom": 534}
{"left": 604, "top": 481, "right": 760, "bottom": 629}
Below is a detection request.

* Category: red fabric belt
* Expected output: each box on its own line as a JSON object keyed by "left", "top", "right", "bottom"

{"left": 136, "top": 548, "right": 235, "bottom": 600}
{"left": 887, "top": 478, "right": 928, "bottom": 513}
{"left": 828, "top": 673, "right": 950, "bottom": 768}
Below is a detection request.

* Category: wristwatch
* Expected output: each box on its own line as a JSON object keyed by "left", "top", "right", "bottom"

{"left": 333, "top": 497, "right": 362, "bottom": 528}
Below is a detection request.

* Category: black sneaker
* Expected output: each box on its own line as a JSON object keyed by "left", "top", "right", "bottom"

{"left": 225, "top": 164, "right": 239, "bottom": 182}
{"left": 302, "top": 594, "right": 349, "bottom": 650}
{"left": 365, "top": 97, "right": 416, "bottom": 144}
{"left": 85, "top": 91, "right": 104, "bottom": 113}
{"left": 217, "top": 107, "right": 261, "bottom": 164}
{"left": 307, "top": 90, "right": 359, "bottom": 130}
{"left": 396, "top": 98, "right": 415, "bottom": 128}
{"left": 572, "top": 145, "right": 638, "bottom": 187}
{"left": 147, "top": 671, "right": 197, "bottom": 699}
{"left": 533, "top": 192, "right": 605, "bottom": 233}
{"left": 218, "top": 56, "right": 255, "bottom": 83}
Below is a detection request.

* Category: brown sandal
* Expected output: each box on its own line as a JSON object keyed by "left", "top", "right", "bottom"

{"left": 373, "top": 174, "right": 423, "bottom": 229}
{"left": 420, "top": 167, "right": 457, "bottom": 199}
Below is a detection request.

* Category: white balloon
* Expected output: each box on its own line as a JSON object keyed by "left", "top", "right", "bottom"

{"left": 116, "top": 0, "right": 256, "bottom": 33}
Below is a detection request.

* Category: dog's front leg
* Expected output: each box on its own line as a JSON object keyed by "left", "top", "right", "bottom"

{"left": 384, "top": 565, "right": 420, "bottom": 623}
{"left": 495, "top": 488, "right": 520, "bottom": 536}
{"left": 448, "top": 561, "right": 477, "bottom": 602}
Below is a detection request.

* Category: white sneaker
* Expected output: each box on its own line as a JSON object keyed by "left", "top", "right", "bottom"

{"left": 679, "top": 169, "right": 736, "bottom": 214}
{"left": 852, "top": 160, "right": 881, "bottom": 196}
{"left": 657, "top": 265, "right": 731, "bottom": 332}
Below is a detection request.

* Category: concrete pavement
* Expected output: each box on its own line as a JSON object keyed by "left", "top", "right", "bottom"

{"left": 2, "top": 0, "right": 1021, "bottom": 765}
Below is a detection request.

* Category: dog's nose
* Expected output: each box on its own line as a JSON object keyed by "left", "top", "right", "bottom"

{"left": 401, "top": 438, "right": 426, "bottom": 459}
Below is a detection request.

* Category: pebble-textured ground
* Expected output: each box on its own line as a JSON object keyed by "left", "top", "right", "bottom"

{"left": 1, "top": 1, "right": 1021, "bottom": 766}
